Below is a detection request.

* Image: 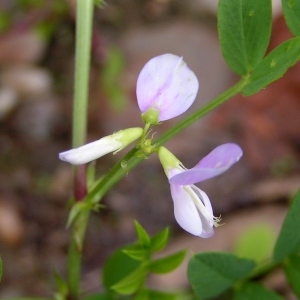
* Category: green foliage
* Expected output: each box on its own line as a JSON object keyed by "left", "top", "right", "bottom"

{"left": 101, "top": 223, "right": 186, "bottom": 298}
{"left": 101, "top": 48, "right": 127, "bottom": 111}
{"left": 134, "top": 220, "right": 151, "bottom": 248}
{"left": 284, "top": 253, "right": 300, "bottom": 297}
{"left": 188, "top": 252, "right": 255, "bottom": 299}
{"left": 148, "top": 250, "right": 186, "bottom": 274}
{"left": 102, "top": 248, "right": 140, "bottom": 291}
{"left": 218, "top": 0, "right": 272, "bottom": 75}
{"left": 234, "top": 224, "right": 276, "bottom": 262}
{"left": 233, "top": 282, "right": 284, "bottom": 300}
{"left": 282, "top": 0, "right": 300, "bottom": 36}
{"left": 242, "top": 37, "right": 300, "bottom": 95}
{"left": 273, "top": 189, "right": 300, "bottom": 262}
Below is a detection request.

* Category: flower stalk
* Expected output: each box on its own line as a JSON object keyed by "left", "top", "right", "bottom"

{"left": 67, "top": 0, "right": 94, "bottom": 298}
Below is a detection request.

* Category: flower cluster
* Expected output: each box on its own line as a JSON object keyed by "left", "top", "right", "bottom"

{"left": 59, "top": 53, "right": 242, "bottom": 238}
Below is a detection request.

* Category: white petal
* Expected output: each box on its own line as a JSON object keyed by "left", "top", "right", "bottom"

{"left": 170, "top": 184, "right": 202, "bottom": 236}
{"left": 59, "top": 137, "right": 122, "bottom": 165}
{"left": 189, "top": 186, "right": 215, "bottom": 238}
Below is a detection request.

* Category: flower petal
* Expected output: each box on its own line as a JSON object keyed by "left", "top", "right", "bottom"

{"left": 59, "top": 138, "right": 121, "bottom": 165}
{"left": 170, "top": 184, "right": 203, "bottom": 236}
{"left": 191, "top": 186, "right": 214, "bottom": 238}
{"left": 169, "top": 143, "right": 243, "bottom": 185}
{"left": 136, "top": 53, "right": 199, "bottom": 121}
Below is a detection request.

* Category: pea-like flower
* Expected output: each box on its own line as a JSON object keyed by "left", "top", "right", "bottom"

{"left": 158, "top": 144, "right": 243, "bottom": 237}
{"left": 136, "top": 53, "right": 199, "bottom": 124}
{"left": 59, "top": 128, "right": 143, "bottom": 165}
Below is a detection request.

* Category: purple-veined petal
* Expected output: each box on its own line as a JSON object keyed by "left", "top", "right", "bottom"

{"left": 171, "top": 184, "right": 203, "bottom": 236}
{"left": 136, "top": 53, "right": 199, "bottom": 121}
{"left": 169, "top": 143, "right": 243, "bottom": 185}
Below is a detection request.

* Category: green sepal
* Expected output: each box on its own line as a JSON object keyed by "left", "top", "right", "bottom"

{"left": 141, "top": 107, "right": 160, "bottom": 125}
{"left": 150, "top": 227, "right": 169, "bottom": 252}
{"left": 148, "top": 250, "right": 186, "bottom": 274}
{"left": 134, "top": 220, "right": 151, "bottom": 248}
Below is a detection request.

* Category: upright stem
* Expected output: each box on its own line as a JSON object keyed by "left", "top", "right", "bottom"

{"left": 67, "top": 0, "right": 94, "bottom": 298}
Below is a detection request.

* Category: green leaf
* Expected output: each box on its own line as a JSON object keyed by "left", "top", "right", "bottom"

{"left": 150, "top": 228, "right": 169, "bottom": 252}
{"left": 218, "top": 0, "right": 272, "bottom": 75}
{"left": 122, "top": 246, "right": 149, "bottom": 261}
{"left": 273, "top": 188, "right": 300, "bottom": 262}
{"left": 284, "top": 253, "right": 300, "bottom": 297}
{"left": 149, "top": 250, "right": 186, "bottom": 274}
{"left": 102, "top": 248, "right": 140, "bottom": 290}
{"left": 146, "top": 289, "right": 177, "bottom": 300}
{"left": 111, "top": 265, "right": 147, "bottom": 295}
{"left": 242, "top": 37, "right": 300, "bottom": 95}
{"left": 134, "top": 221, "right": 151, "bottom": 248}
{"left": 234, "top": 224, "right": 276, "bottom": 262}
{"left": 83, "top": 293, "right": 112, "bottom": 300}
{"left": 282, "top": 0, "right": 300, "bottom": 36}
{"left": 54, "top": 272, "right": 68, "bottom": 296}
{"left": 67, "top": 201, "right": 92, "bottom": 228}
{"left": 188, "top": 252, "right": 256, "bottom": 299}
{"left": 233, "top": 282, "right": 284, "bottom": 300}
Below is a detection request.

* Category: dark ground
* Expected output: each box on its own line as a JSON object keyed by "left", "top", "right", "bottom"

{"left": 0, "top": 0, "right": 299, "bottom": 298}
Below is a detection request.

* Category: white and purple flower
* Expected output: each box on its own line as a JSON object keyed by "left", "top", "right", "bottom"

{"left": 158, "top": 144, "right": 243, "bottom": 238}
{"left": 59, "top": 128, "right": 143, "bottom": 165}
{"left": 136, "top": 54, "right": 199, "bottom": 124}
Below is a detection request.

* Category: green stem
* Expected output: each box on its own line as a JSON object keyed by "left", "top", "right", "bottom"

{"left": 87, "top": 77, "right": 248, "bottom": 204}
{"left": 72, "top": 0, "right": 94, "bottom": 149}
{"left": 67, "top": 0, "right": 94, "bottom": 298}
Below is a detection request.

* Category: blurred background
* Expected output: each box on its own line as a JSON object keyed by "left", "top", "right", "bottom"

{"left": 0, "top": 0, "right": 299, "bottom": 298}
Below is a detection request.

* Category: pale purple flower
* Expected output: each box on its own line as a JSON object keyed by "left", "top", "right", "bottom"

{"left": 136, "top": 54, "right": 199, "bottom": 123}
{"left": 158, "top": 144, "right": 243, "bottom": 237}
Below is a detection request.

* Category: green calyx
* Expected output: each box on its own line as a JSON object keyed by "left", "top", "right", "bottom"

{"left": 141, "top": 107, "right": 160, "bottom": 125}
{"left": 157, "top": 146, "right": 181, "bottom": 175}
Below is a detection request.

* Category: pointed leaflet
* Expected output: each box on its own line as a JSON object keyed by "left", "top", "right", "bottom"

{"left": 188, "top": 252, "right": 255, "bottom": 299}
{"left": 273, "top": 188, "right": 300, "bottom": 262}
{"left": 284, "top": 254, "right": 300, "bottom": 298}
{"left": 150, "top": 227, "right": 169, "bottom": 252}
{"left": 218, "top": 0, "right": 272, "bottom": 75}
{"left": 148, "top": 250, "right": 186, "bottom": 274}
{"left": 134, "top": 221, "right": 151, "bottom": 248}
{"left": 282, "top": 0, "right": 300, "bottom": 36}
{"left": 102, "top": 249, "right": 140, "bottom": 290}
{"left": 233, "top": 282, "right": 284, "bottom": 300}
{"left": 242, "top": 37, "right": 300, "bottom": 95}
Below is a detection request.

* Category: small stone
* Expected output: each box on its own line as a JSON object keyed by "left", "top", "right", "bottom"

{"left": 0, "top": 31, "right": 47, "bottom": 65}
{"left": 1, "top": 65, "right": 52, "bottom": 97}
{"left": 0, "top": 198, "right": 24, "bottom": 246}
{"left": 0, "top": 87, "right": 18, "bottom": 120}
